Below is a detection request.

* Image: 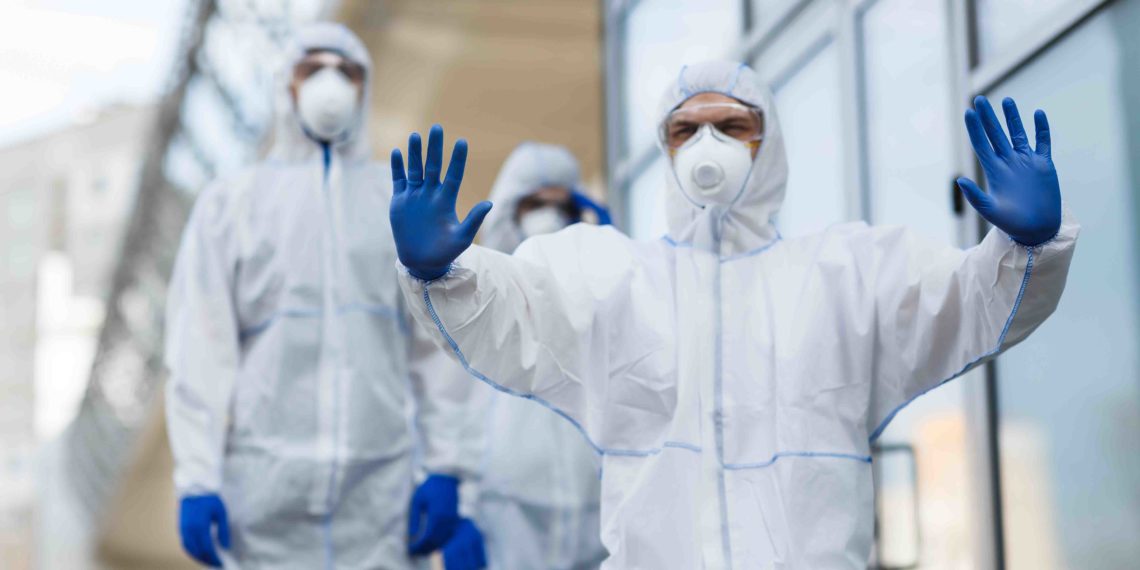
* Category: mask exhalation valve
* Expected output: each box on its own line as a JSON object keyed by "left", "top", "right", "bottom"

{"left": 693, "top": 161, "right": 725, "bottom": 190}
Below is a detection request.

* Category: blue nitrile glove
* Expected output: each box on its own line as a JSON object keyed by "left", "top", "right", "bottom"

{"left": 957, "top": 96, "right": 1062, "bottom": 246}
{"left": 179, "top": 495, "right": 230, "bottom": 568}
{"left": 390, "top": 124, "right": 493, "bottom": 281}
{"left": 442, "top": 518, "right": 487, "bottom": 570}
{"left": 570, "top": 190, "right": 613, "bottom": 226}
{"left": 407, "top": 474, "right": 462, "bottom": 555}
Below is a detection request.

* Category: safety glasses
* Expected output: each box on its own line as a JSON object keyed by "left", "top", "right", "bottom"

{"left": 659, "top": 102, "right": 764, "bottom": 153}
{"left": 293, "top": 50, "right": 366, "bottom": 84}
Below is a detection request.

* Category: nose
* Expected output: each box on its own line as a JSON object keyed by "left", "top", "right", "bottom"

{"left": 692, "top": 161, "right": 724, "bottom": 189}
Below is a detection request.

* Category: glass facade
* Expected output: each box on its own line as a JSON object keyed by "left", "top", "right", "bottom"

{"left": 769, "top": 40, "right": 848, "bottom": 237}
{"left": 988, "top": 2, "right": 1140, "bottom": 566}
{"left": 605, "top": 0, "right": 1137, "bottom": 567}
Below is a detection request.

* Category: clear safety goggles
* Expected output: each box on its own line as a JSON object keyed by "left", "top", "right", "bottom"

{"left": 293, "top": 50, "right": 366, "bottom": 84}
{"left": 659, "top": 102, "right": 764, "bottom": 154}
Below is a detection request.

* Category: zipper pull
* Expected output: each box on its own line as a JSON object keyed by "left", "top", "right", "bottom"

{"left": 321, "top": 141, "right": 332, "bottom": 183}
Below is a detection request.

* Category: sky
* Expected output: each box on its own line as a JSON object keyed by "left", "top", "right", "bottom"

{"left": 0, "top": 0, "right": 185, "bottom": 147}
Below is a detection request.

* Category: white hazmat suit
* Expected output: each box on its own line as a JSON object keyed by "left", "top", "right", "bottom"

{"left": 397, "top": 61, "right": 1078, "bottom": 568}
{"left": 471, "top": 143, "right": 608, "bottom": 569}
{"left": 165, "top": 23, "right": 476, "bottom": 568}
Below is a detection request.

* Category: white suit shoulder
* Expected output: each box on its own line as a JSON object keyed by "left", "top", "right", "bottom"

{"left": 189, "top": 166, "right": 264, "bottom": 231}
{"left": 512, "top": 223, "right": 640, "bottom": 300}
{"left": 785, "top": 220, "right": 969, "bottom": 276}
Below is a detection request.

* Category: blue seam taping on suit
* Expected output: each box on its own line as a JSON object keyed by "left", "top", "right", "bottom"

{"left": 723, "top": 450, "right": 873, "bottom": 470}
{"left": 335, "top": 302, "right": 411, "bottom": 334}
{"left": 422, "top": 282, "right": 872, "bottom": 465}
{"left": 662, "top": 235, "right": 782, "bottom": 262}
{"left": 422, "top": 284, "right": 708, "bottom": 458}
{"left": 726, "top": 63, "right": 746, "bottom": 93}
{"left": 868, "top": 246, "right": 1036, "bottom": 443}
{"left": 421, "top": 285, "right": 606, "bottom": 456}
{"left": 239, "top": 303, "right": 408, "bottom": 339}
{"left": 323, "top": 514, "right": 334, "bottom": 569}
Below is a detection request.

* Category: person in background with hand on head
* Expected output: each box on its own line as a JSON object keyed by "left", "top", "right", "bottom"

{"left": 439, "top": 142, "right": 611, "bottom": 570}
{"left": 165, "top": 22, "right": 477, "bottom": 568}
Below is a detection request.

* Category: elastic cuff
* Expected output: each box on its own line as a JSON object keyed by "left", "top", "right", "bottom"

{"left": 1006, "top": 229, "right": 1061, "bottom": 250}
{"left": 403, "top": 263, "right": 454, "bottom": 284}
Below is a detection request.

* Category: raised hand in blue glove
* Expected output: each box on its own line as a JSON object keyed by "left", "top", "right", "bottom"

{"left": 407, "top": 473, "right": 461, "bottom": 555}
{"left": 570, "top": 190, "right": 613, "bottom": 226}
{"left": 442, "top": 518, "right": 487, "bottom": 570}
{"left": 957, "top": 96, "right": 1062, "bottom": 246}
{"left": 179, "top": 494, "right": 230, "bottom": 568}
{"left": 390, "top": 125, "right": 493, "bottom": 281}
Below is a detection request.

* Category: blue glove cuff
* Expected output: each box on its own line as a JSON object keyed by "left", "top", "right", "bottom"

{"left": 407, "top": 263, "right": 453, "bottom": 282}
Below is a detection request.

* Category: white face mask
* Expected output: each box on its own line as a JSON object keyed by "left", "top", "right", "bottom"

{"left": 519, "top": 207, "right": 571, "bottom": 238}
{"left": 296, "top": 67, "right": 360, "bottom": 141}
{"left": 671, "top": 124, "right": 754, "bottom": 206}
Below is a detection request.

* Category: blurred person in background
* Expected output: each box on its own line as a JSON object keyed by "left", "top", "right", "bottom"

{"left": 386, "top": 60, "right": 1078, "bottom": 568}
{"left": 164, "top": 22, "right": 477, "bottom": 568}
{"left": 439, "top": 142, "right": 611, "bottom": 570}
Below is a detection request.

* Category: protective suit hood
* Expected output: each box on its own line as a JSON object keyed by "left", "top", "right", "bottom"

{"left": 480, "top": 142, "right": 583, "bottom": 253}
{"left": 657, "top": 61, "right": 789, "bottom": 255}
{"left": 267, "top": 22, "right": 373, "bottom": 161}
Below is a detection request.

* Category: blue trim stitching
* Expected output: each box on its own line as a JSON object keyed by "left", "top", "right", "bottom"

{"left": 239, "top": 303, "right": 408, "bottom": 339}
{"left": 422, "top": 284, "right": 708, "bottom": 458}
{"left": 661, "top": 235, "right": 782, "bottom": 262}
{"left": 868, "top": 247, "right": 1036, "bottom": 442}
{"left": 322, "top": 512, "right": 334, "bottom": 569}
{"left": 723, "top": 450, "right": 873, "bottom": 470}
{"left": 421, "top": 275, "right": 874, "bottom": 468}
{"left": 421, "top": 285, "right": 603, "bottom": 456}
{"left": 726, "top": 63, "right": 747, "bottom": 94}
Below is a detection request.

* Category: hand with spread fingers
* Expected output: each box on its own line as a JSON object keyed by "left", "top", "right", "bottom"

{"left": 957, "top": 95, "right": 1062, "bottom": 246}
{"left": 390, "top": 124, "right": 493, "bottom": 281}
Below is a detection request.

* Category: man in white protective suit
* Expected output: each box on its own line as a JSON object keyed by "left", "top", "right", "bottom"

{"left": 439, "top": 142, "right": 612, "bottom": 570}
{"left": 165, "top": 22, "right": 479, "bottom": 569}
{"left": 386, "top": 61, "right": 1079, "bottom": 568}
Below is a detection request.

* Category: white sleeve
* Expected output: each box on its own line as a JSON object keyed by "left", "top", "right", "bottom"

{"left": 407, "top": 315, "right": 487, "bottom": 479}
{"left": 867, "top": 208, "right": 1079, "bottom": 439}
{"left": 164, "top": 183, "right": 240, "bottom": 496}
{"left": 396, "top": 226, "right": 632, "bottom": 445}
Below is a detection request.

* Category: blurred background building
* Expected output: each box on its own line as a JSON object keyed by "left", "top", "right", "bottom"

{"left": 0, "top": 0, "right": 1136, "bottom": 568}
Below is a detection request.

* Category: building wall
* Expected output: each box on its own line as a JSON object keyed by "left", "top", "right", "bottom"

{"left": 339, "top": 0, "right": 606, "bottom": 216}
{"left": 0, "top": 103, "right": 154, "bottom": 569}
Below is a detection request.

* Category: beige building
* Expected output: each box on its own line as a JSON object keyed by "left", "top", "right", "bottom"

{"left": 0, "top": 103, "right": 153, "bottom": 569}
{"left": 342, "top": 0, "right": 606, "bottom": 213}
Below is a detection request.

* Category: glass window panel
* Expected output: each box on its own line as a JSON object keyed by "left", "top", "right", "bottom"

{"left": 769, "top": 41, "right": 848, "bottom": 237}
{"left": 860, "top": 2, "right": 982, "bottom": 567}
{"left": 622, "top": 0, "right": 743, "bottom": 157}
{"left": 975, "top": 0, "right": 1074, "bottom": 63}
{"left": 626, "top": 157, "right": 669, "bottom": 240}
{"left": 862, "top": 0, "right": 956, "bottom": 241}
{"left": 988, "top": 3, "right": 1140, "bottom": 568}
{"left": 750, "top": 0, "right": 798, "bottom": 29}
